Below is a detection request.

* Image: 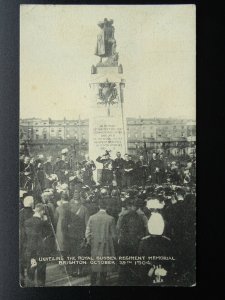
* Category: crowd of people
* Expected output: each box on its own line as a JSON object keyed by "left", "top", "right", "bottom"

{"left": 19, "top": 148, "right": 196, "bottom": 286}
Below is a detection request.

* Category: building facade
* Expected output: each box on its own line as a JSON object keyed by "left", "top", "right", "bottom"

{"left": 20, "top": 117, "right": 196, "bottom": 157}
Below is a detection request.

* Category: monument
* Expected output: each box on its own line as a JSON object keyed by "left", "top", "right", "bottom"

{"left": 89, "top": 18, "right": 127, "bottom": 181}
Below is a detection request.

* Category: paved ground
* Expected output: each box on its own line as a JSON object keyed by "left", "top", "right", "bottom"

{"left": 45, "top": 263, "right": 118, "bottom": 286}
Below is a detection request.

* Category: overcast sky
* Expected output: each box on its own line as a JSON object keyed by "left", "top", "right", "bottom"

{"left": 20, "top": 5, "right": 196, "bottom": 120}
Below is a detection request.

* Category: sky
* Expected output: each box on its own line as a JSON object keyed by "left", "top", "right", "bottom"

{"left": 20, "top": 5, "right": 196, "bottom": 120}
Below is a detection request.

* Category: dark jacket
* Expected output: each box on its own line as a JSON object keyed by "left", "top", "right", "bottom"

{"left": 96, "top": 156, "right": 113, "bottom": 170}
{"left": 113, "top": 158, "right": 124, "bottom": 172}
{"left": 138, "top": 235, "right": 175, "bottom": 285}
{"left": 68, "top": 201, "right": 90, "bottom": 240}
{"left": 118, "top": 210, "right": 146, "bottom": 255}
{"left": 43, "top": 161, "right": 53, "bottom": 176}
{"left": 135, "top": 160, "right": 148, "bottom": 178}
{"left": 149, "top": 158, "right": 160, "bottom": 175}
{"left": 24, "top": 216, "right": 51, "bottom": 257}
{"left": 19, "top": 207, "right": 34, "bottom": 257}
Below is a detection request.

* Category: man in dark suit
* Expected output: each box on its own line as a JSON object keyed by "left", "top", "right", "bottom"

{"left": 158, "top": 153, "right": 166, "bottom": 184}
{"left": 112, "top": 152, "right": 124, "bottom": 189}
{"left": 24, "top": 203, "right": 51, "bottom": 287}
{"left": 117, "top": 197, "right": 146, "bottom": 285}
{"left": 123, "top": 154, "right": 135, "bottom": 188}
{"left": 43, "top": 156, "right": 54, "bottom": 189}
{"left": 96, "top": 151, "right": 113, "bottom": 186}
{"left": 149, "top": 152, "right": 160, "bottom": 184}
{"left": 54, "top": 154, "right": 70, "bottom": 184}
{"left": 43, "top": 156, "right": 53, "bottom": 176}
{"left": 135, "top": 155, "right": 148, "bottom": 188}
{"left": 85, "top": 197, "right": 117, "bottom": 286}
{"left": 20, "top": 156, "right": 34, "bottom": 191}
{"left": 80, "top": 154, "right": 96, "bottom": 187}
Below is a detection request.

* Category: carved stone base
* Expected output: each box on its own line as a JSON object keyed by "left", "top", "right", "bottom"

{"left": 89, "top": 65, "right": 127, "bottom": 179}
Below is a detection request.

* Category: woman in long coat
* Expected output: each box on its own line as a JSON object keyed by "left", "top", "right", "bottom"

{"left": 55, "top": 192, "right": 71, "bottom": 255}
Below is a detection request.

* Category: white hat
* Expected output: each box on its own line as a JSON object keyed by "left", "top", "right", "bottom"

{"left": 61, "top": 183, "right": 68, "bottom": 190}
{"left": 69, "top": 176, "right": 76, "bottom": 182}
{"left": 56, "top": 183, "right": 69, "bottom": 193}
{"left": 61, "top": 148, "right": 68, "bottom": 154}
{"left": 23, "top": 196, "right": 34, "bottom": 208}
{"left": 146, "top": 199, "right": 165, "bottom": 209}
{"left": 49, "top": 174, "right": 58, "bottom": 181}
{"left": 20, "top": 190, "right": 27, "bottom": 198}
{"left": 148, "top": 212, "right": 165, "bottom": 235}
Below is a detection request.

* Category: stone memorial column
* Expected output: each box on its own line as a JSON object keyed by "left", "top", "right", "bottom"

{"left": 89, "top": 19, "right": 127, "bottom": 182}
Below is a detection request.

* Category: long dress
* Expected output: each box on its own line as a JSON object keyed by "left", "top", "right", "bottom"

{"left": 55, "top": 202, "right": 70, "bottom": 253}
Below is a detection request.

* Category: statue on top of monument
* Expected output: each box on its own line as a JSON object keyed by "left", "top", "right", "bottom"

{"left": 95, "top": 18, "right": 118, "bottom": 66}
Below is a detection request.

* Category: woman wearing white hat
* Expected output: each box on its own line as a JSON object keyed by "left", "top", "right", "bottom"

{"left": 137, "top": 212, "right": 176, "bottom": 285}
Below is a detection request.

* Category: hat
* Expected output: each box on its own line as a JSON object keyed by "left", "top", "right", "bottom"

{"left": 61, "top": 148, "right": 68, "bottom": 154}
{"left": 175, "top": 187, "right": 185, "bottom": 195}
{"left": 103, "top": 150, "right": 111, "bottom": 156}
{"left": 111, "top": 189, "right": 119, "bottom": 197}
{"left": 164, "top": 187, "right": 174, "bottom": 196}
{"left": 69, "top": 176, "right": 76, "bottom": 182}
{"left": 44, "top": 188, "right": 54, "bottom": 194}
{"left": 82, "top": 185, "right": 90, "bottom": 191}
{"left": 127, "top": 189, "right": 139, "bottom": 198}
{"left": 100, "top": 188, "right": 109, "bottom": 196}
{"left": 61, "top": 183, "right": 68, "bottom": 190}
{"left": 20, "top": 190, "right": 27, "bottom": 198}
{"left": 155, "top": 186, "right": 164, "bottom": 194}
{"left": 23, "top": 196, "right": 34, "bottom": 208}
{"left": 56, "top": 183, "right": 69, "bottom": 193}
{"left": 41, "top": 191, "right": 52, "bottom": 203}
{"left": 49, "top": 174, "right": 58, "bottom": 181}
{"left": 146, "top": 198, "right": 165, "bottom": 210}
{"left": 148, "top": 212, "right": 165, "bottom": 235}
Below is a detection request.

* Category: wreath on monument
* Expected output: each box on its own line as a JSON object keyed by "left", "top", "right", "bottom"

{"left": 97, "top": 80, "right": 118, "bottom": 105}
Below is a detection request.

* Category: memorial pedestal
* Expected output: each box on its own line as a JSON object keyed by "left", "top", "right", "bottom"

{"left": 89, "top": 66, "right": 127, "bottom": 182}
